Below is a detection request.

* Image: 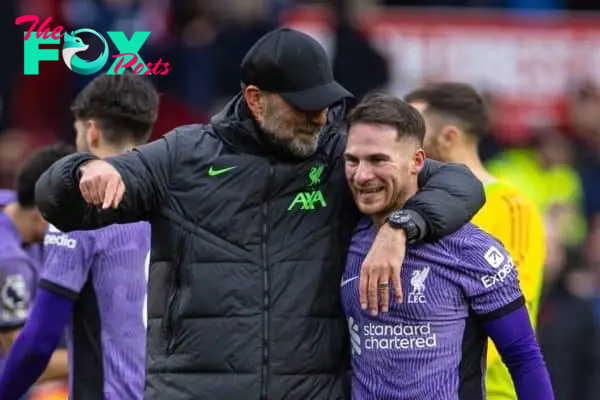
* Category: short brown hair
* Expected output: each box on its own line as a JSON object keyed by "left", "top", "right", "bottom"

{"left": 347, "top": 92, "right": 426, "bottom": 144}
{"left": 71, "top": 73, "right": 159, "bottom": 146}
{"left": 404, "top": 82, "right": 489, "bottom": 140}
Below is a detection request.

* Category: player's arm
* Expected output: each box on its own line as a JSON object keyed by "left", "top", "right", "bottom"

{"left": 0, "top": 289, "right": 74, "bottom": 399}
{"left": 354, "top": 160, "right": 485, "bottom": 314}
{"left": 460, "top": 232, "right": 553, "bottom": 399}
{"left": 0, "top": 259, "right": 69, "bottom": 399}
{"left": 35, "top": 131, "right": 177, "bottom": 232}
{"left": 406, "top": 159, "right": 485, "bottom": 240}
{"left": 483, "top": 306, "right": 553, "bottom": 399}
{"left": 0, "top": 230, "right": 93, "bottom": 399}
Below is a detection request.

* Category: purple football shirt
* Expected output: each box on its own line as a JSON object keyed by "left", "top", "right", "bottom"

{"left": 0, "top": 189, "right": 15, "bottom": 203}
{"left": 341, "top": 218, "right": 523, "bottom": 400}
{"left": 0, "top": 206, "right": 39, "bottom": 389}
{"left": 0, "top": 189, "right": 43, "bottom": 274}
{"left": 0, "top": 212, "right": 36, "bottom": 331}
{"left": 40, "top": 222, "right": 151, "bottom": 399}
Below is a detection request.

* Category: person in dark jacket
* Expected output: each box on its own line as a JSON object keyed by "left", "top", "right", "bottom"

{"left": 35, "top": 28, "right": 485, "bottom": 400}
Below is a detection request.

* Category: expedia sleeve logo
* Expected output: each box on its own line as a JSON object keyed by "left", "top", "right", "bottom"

{"left": 44, "top": 225, "right": 77, "bottom": 249}
{"left": 480, "top": 246, "right": 515, "bottom": 289}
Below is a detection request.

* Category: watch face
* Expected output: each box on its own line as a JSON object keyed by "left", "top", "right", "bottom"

{"left": 391, "top": 212, "right": 410, "bottom": 224}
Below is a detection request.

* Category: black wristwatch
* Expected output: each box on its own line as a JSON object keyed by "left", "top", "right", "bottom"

{"left": 386, "top": 210, "right": 420, "bottom": 244}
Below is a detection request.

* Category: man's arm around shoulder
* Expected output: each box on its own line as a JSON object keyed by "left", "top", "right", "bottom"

{"left": 354, "top": 161, "right": 485, "bottom": 314}
{"left": 36, "top": 130, "right": 179, "bottom": 232}
{"left": 406, "top": 159, "right": 485, "bottom": 241}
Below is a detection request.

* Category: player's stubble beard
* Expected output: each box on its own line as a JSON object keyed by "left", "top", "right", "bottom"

{"left": 371, "top": 186, "right": 407, "bottom": 228}
{"left": 258, "top": 98, "right": 322, "bottom": 159}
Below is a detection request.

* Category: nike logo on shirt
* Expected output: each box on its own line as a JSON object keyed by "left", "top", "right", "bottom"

{"left": 208, "top": 166, "right": 237, "bottom": 176}
{"left": 341, "top": 276, "right": 359, "bottom": 287}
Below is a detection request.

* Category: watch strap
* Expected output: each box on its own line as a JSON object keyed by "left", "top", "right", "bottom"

{"left": 387, "top": 210, "right": 425, "bottom": 244}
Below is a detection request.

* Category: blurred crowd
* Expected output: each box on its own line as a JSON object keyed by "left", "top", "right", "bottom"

{"left": 2, "top": 0, "right": 600, "bottom": 399}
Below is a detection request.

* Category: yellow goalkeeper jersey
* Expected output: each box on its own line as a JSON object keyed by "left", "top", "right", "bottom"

{"left": 471, "top": 179, "right": 546, "bottom": 400}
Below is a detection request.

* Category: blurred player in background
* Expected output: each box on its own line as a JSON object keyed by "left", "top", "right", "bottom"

{"left": 406, "top": 82, "right": 546, "bottom": 400}
{"left": 0, "top": 189, "right": 43, "bottom": 275}
{"left": 0, "top": 73, "right": 158, "bottom": 400}
{"left": 342, "top": 93, "right": 552, "bottom": 399}
{"left": 0, "top": 145, "right": 75, "bottom": 400}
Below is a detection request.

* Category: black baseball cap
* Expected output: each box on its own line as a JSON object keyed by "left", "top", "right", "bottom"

{"left": 241, "top": 28, "right": 353, "bottom": 112}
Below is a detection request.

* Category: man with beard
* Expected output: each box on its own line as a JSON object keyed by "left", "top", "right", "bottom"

{"left": 34, "top": 28, "right": 485, "bottom": 399}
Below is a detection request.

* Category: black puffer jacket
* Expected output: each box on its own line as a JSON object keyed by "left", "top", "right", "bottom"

{"left": 35, "top": 94, "right": 484, "bottom": 399}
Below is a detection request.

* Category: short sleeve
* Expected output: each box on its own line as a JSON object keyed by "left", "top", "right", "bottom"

{"left": 38, "top": 225, "right": 94, "bottom": 299}
{"left": 457, "top": 229, "right": 524, "bottom": 319}
{"left": 0, "top": 259, "right": 35, "bottom": 329}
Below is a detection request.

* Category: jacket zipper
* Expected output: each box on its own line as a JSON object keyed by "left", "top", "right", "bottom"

{"left": 165, "top": 231, "right": 189, "bottom": 353}
{"left": 260, "top": 165, "right": 274, "bottom": 400}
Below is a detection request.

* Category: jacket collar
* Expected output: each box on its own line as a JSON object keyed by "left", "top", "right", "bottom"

{"left": 211, "top": 93, "right": 273, "bottom": 157}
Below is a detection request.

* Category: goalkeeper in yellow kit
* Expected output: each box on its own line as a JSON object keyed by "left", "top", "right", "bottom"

{"left": 406, "top": 82, "right": 546, "bottom": 400}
